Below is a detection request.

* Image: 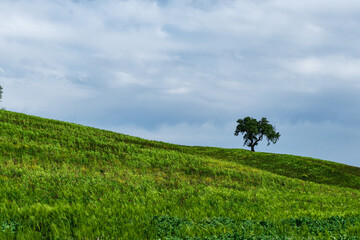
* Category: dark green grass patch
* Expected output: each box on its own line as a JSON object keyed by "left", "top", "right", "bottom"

{"left": 151, "top": 215, "right": 360, "bottom": 239}
{"left": 186, "top": 147, "right": 360, "bottom": 190}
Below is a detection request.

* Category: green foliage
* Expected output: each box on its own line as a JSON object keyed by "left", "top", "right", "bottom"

{"left": 0, "top": 110, "right": 359, "bottom": 239}
{"left": 234, "top": 117, "right": 280, "bottom": 151}
{"left": 151, "top": 215, "right": 360, "bottom": 239}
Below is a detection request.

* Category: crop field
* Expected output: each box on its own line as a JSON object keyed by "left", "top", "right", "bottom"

{"left": 0, "top": 110, "right": 359, "bottom": 239}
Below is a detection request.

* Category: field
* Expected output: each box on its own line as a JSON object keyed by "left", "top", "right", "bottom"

{"left": 0, "top": 110, "right": 359, "bottom": 239}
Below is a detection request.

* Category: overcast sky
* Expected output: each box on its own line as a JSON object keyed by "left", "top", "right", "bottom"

{"left": 1, "top": 0, "right": 360, "bottom": 167}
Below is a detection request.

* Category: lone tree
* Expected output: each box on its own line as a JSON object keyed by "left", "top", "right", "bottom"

{"left": 0, "top": 85, "right": 2, "bottom": 103}
{"left": 234, "top": 116, "right": 280, "bottom": 152}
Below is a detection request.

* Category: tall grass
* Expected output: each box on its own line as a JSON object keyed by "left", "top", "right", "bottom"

{"left": 0, "top": 110, "right": 359, "bottom": 239}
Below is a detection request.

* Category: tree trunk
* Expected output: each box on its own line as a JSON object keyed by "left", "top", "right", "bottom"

{"left": 251, "top": 145, "right": 255, "bottom": 152}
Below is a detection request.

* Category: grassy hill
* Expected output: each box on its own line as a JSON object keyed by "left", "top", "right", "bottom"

{"left": 0, "top": 110, "right": 359, "bottom": 239}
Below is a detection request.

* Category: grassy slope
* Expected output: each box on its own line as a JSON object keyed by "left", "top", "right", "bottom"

{"left": 0, "top": 110, "right": 359, "bottom": 239}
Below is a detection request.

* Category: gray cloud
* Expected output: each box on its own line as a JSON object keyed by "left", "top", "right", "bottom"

{"left": 0, "top": 0, "right": 360, "bottom": 166}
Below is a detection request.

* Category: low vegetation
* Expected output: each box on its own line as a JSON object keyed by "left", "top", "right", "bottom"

{"left": 0, "top": 110, "right": 359, "bottom": 239}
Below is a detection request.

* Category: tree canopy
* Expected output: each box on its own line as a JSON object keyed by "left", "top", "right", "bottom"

{"left": 234, "top": 116, "right": 280, "bottom": 152}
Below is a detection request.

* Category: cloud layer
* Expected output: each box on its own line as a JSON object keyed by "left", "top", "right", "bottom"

{"left": 1, "top": 0, "right": 359, "bottom": 166}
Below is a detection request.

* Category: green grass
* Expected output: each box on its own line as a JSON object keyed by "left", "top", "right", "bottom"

{"left": 0, "top": 110, "right": 359, "bottom": 239}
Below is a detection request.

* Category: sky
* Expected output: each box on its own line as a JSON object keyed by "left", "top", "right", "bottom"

{"left": 1, "top": 0, "right": 360, "bottom": 167}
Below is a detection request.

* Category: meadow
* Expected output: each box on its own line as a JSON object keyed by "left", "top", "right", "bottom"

{"left": 0, "top": 110, "right": 359, "bottom": 239}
